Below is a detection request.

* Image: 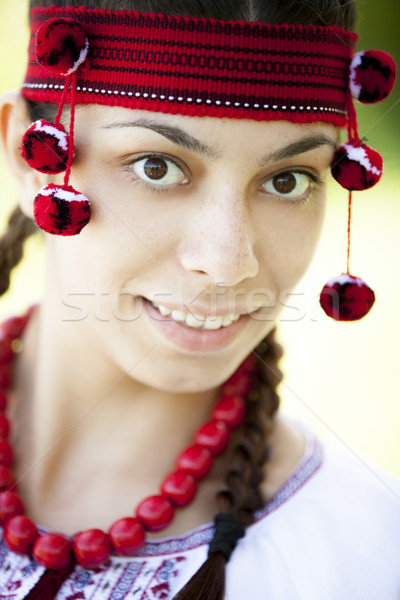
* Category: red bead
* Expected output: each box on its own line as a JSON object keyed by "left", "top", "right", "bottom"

{"left": 176, "top": 444, "right": 213, "bottom": 479}
{"left": 4, "top": 515, "right": 38, "bottom": 553}
{"left": 36, "top": 18, "right": 89, "bottom": 76}
{"left": 221, "top": 371, "right": 253, "bottom": 397}
{"left": 136, "top": 495, "right": 174, "bottom": 532}
{"left": 0, "top": 415, "right": 9, "bottom": 439}
{"left": 108, "top": 517, "right": 145, "bottom": 556}
{"left": 0, "top": 440, "right": 13, "bottom": 466}
{"left": 33, "top": 533, "right": 73, "bottom": 570}
{"left": 0, "top": 316, "right": 27, "bottom": 340}
{"left": 194, "top": 420, "right": 230, "bottom": 456}
{"left": 0, "top": 337, "right": 13, "bottom": 365}
{"left": 0, "top": 466, "right": 16, "bottom": 490}
{"left": 73, "top": 529, "right": 111, "bottom": 568}
{"left": 161, "top": 471, "right": 197, "bottom": 507}
{"left": 0, "top": 391, "right": 7, "bottom": 412}
{"left": 320, "top": 273, "right": 375, "bottom": 321}
{"left": 34, "top": 184, "right": 91, "bottom": 236}
{"left": 212, "top": 395, "right": 246, "bottom": 430}
{"left": 0, "top": 492, "right": 24, "bottom": 525}
{"left": 0, "top": 366, "right": 11, "bottom": 390}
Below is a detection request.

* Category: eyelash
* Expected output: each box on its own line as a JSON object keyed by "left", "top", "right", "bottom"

{"left": 124, "top": 154, "right": 321, "bottom": 202}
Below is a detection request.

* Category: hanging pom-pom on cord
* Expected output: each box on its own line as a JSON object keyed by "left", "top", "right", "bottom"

{"left": 21, "top": 17, "right": 91, "bottom": 236}
{"left": 20, "top": 71, "right": 73, "bottom": 175}
{"left": 319, "top": 190, "right": 376, "bottom": 321}
{"left": 320, "top": 49, "right": 396, "bottom": 321}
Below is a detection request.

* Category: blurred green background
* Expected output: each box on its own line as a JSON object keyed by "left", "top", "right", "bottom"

{"left": 0, "top": 1, "right": 399, "bottom": 477}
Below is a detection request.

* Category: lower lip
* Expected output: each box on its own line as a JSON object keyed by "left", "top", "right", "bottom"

{"left": 143, "top": 299, "right": 249, "bottom": 353}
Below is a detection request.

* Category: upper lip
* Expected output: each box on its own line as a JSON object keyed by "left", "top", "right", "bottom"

{"left": 144, "top": 297, "right": 261, "bottom": 317}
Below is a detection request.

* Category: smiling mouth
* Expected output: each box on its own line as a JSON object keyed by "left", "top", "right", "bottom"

{"left": 147, "top": 299, "right": 242, "bottom": 331}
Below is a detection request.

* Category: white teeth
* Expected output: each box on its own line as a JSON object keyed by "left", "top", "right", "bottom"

{"left": 222, "top": 314, "right": 235, "bottom": 327}
{"left": 185, "top": 313, "right": 206, "bottom": 328}
{"left": 203, "top": 316, "right": 224, "bottom": 330}
{"left": 171, "top": 310, "right": 186, "bottom": 322}
{"left": 150, "top": 301, "right": 241, "bottom": 330}
{"left": 158, "top": 305, "right": 172, "bottom": 316}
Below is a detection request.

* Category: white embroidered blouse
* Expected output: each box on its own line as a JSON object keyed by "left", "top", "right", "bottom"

{"left": 0, "top": 426, "right": 399, "bottom": 599}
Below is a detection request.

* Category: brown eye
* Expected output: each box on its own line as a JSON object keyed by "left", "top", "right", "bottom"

{"left": 132, "top": 155, "right": 187, "bottom": 187}
{"left": 272, "top": 172, "right": 297, "bottom": 194}
{"left": 262, "top": 170, "right": 312, "bottom": 200}
{"left": 143, "top": 157, "right": 168, "bottom": 180}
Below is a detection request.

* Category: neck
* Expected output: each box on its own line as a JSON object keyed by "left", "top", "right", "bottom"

{"left": 13, "top": 302, "right": 221, "bottom": 534}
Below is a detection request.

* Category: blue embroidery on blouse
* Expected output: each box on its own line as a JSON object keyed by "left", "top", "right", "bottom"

{"left": 110, "top": 562, "right": 142, "bottom": 599}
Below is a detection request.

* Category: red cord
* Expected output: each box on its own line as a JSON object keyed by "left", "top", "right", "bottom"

{"left": 64, "top": 72, "right": 77, "bottom": 186}
{"left": 54, "top": 75, "right": 71, "bottom": 127}
{"left": 346, "top": 191, "right": 352, "bottom": 274}
{"left": 346, "top": 91, "right": 359, "bottom": 143}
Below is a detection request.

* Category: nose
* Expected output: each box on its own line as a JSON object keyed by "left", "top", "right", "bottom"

{"left": 179, "top": 191, "right": 259, "bottom": 287}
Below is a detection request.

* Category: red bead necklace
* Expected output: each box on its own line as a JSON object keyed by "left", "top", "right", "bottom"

{"left": 0, "top": 308, "right": 256, "bottom": 571}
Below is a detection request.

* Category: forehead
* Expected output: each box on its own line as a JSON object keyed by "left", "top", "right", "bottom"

{"left": 75, "top": 104, "right": 337, "bottom": 157}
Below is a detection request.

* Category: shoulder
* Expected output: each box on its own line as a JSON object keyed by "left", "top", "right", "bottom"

{"left": 271, "top": 430, "right": 400, "bottom": 538}
{"left": 225, "top": 429, "right": 400, "bottom": 599}
{"left": 261, "top": 418, "right": 400, "bottom": 538}
{"left": 317, "top": 436, "right": 400, "bottom": 516}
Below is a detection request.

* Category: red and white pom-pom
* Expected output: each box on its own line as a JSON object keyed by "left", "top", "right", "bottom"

{"left": 35, "top": 17, "right": 89, "bottom": 76}
{"left": 319, "top": 273, "right": 375, "bottom": 321}
{"left": 34, "top": 183, "right": 90, "bottom": 236}
{"left": 21, "top": 119, "right": 69, "bottom": 174}
{"left": 349, "top": 50, "right": 396, "bottom": 104}
{"left": 331, "top": 142, "right": 383, "bottom": 191}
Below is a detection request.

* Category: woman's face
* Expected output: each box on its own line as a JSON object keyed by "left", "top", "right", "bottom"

{"left": 43, "top": 104, "right": 336, "bottom": 391}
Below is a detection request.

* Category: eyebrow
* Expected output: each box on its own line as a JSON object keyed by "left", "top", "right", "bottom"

{"left": 102, "top": 118, "right": 336, "bottom": 164}
{"left": 259, "top": 132, "right": 337, "bottom": 166}
{"left": 102, "top": 118, "right": 220, "bottom": 159}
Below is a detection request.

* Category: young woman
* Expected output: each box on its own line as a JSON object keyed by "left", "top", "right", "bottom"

{"left": 0, "top": 1, "right": 398, "bottom": 598}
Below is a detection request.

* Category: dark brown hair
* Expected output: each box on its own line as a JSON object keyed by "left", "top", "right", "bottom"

{"left": 30, "top": 0, "right": 356, "bottom": 27}
{"left": 2, "top": 1, "right": 356, "bottom": 598}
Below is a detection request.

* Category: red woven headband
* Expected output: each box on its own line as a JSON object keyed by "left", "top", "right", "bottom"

{"left": 22, "top": 6, "right": 357, "bottom": 126}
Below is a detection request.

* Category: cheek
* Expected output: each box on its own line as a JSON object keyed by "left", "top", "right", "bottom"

{"left": 51, "top": 165, "right": 185, "bottom": 292}
{"left": 81, "top": 158, "right": 182, "bottom": 242}
{"left": 257, "top": 193, "right": 326, "bottom": 292}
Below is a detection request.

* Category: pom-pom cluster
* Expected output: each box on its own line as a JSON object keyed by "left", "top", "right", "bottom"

{"left": 331, "top": 49, "right": 396, "bottom": 194}
{"left": 21, "top": 17, "right": 92, "bottom": 236}
{"left": 324, "top": 48, "right": 395, "bottom": 321}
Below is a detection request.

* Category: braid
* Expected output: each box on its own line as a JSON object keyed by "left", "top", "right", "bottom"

{"left": 0, "top": 206, "right": 37, "bottom": 296}
{"left": 173, "top": 328, "right": 282, "bottom": 600}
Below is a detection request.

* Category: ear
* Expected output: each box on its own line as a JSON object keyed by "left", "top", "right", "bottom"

{"left": 0, "top": 91, "right": 49, "bottom": 219}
